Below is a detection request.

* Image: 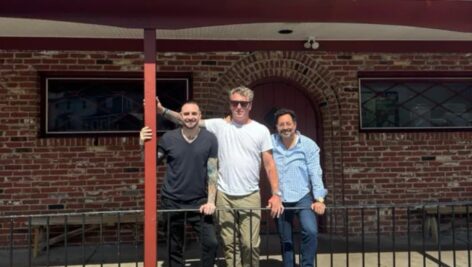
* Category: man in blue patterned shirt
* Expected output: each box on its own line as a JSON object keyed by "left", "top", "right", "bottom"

{"left": 271, "top": 108, "right": 327, "bottom": 267}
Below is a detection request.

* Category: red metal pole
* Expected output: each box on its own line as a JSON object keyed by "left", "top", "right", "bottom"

{"left": 143, "top": 28, "right": 157, "bottom": 267}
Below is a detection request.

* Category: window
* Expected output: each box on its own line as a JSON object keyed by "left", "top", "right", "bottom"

{"left": 359, "top": 74, "right": 472, "bottom": 130}
{"left": 41, "top": 72, "right": 192, "bottom": 136}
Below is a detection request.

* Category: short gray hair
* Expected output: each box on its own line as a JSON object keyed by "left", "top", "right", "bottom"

{"left": 229, "top": 86, "right": 254, "bottom": 102}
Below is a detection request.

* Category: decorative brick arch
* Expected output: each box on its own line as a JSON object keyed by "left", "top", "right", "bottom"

{"left": 214, "top": 51, "right": 345, "bottom": 205}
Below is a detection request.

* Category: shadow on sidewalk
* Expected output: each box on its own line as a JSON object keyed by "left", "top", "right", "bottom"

{"left": 1, "top": 232, "right": 469, "bottom": 267}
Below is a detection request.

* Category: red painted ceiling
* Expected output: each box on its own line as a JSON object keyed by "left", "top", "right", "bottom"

{"left": 2, "top": 0, "right": 471, "bottom": 32}
{"left": 1, "top": 0, "right": 472, "bottom": 52}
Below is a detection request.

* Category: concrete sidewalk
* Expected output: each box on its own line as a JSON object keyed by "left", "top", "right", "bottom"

{"left": 1, "top": 233, "right": 471, "bottom": 267}
{"left": 2, "top": 248, "right": 471, "bottom": 267}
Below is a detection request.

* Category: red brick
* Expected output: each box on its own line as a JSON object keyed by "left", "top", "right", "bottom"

{"left": 0, "top": 50, "right": 470, "bottom": 236}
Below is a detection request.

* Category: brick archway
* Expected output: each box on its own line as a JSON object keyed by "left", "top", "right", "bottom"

{"left": 214, "top": 51, "right": 345, "bottom": 205}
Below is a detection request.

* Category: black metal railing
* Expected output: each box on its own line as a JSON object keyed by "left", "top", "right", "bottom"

{"left": 0, "top": 202, "right": 471, "bottom": 267}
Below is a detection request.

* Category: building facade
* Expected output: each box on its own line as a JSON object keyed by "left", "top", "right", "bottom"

{"left": 1, "top": 50, "right": 471, "bottom": 217}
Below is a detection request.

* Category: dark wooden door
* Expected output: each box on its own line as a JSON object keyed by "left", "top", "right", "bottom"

{"left": 251, "top": 81, "right": 319, "bottom": 140}
{"left": 251, "top": 80, "right": 321, "bottom": 233}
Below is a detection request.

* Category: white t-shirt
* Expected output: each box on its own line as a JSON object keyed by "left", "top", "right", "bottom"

{"left": 205, "top": 118, "right": 273, "bottom": 196}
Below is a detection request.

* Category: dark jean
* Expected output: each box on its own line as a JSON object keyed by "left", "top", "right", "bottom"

{"left": 160, "top": 197, "right": 218, "bottom": 267}
{"left": 275, "top": 194, "right": 318, "bottom": 267}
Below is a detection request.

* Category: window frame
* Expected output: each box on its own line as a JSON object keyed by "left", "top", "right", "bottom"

{"left": 40, "top": 71, "right": 192, "bottom": 137}
{"left": 358, "top": 71, "right": 472, "bottom": 132}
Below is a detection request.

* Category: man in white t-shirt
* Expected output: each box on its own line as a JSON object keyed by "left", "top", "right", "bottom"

{"left": 156, "top": 86, "right": 283, "bottom": 267}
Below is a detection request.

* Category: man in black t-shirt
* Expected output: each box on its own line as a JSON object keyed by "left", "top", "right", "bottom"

{"left": 140, "top": 101, "right": 218, "bottom": 267}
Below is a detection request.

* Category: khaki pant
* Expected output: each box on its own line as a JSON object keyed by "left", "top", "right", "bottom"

{"left": 217, "top": 191, "right": 261, "bottom": 267}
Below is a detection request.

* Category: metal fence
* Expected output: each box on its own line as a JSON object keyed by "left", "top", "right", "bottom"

{"left": 0, "top": 202, "right": 471, "bottom": 267}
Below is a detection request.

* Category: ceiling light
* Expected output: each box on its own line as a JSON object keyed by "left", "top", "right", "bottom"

{"left": 278, "top": 29, "right": 293, "bottom": 34}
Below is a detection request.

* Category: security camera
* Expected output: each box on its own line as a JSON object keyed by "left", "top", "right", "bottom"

{"left": 304, "top": 37, "right": 319, "bottom": 50}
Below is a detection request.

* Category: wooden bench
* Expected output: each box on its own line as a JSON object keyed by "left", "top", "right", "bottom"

{"left": 28, "top": 214, "right": 143, "bottom": 257}
{"left": 423, "top": 206, "right": 470, "bottom": 243}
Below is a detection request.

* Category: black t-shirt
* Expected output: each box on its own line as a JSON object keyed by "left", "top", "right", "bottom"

{"left": 158, "top": 128, "right": 218, "bottom": 201}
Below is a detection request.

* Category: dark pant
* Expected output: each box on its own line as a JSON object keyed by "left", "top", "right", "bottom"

{"left": 160, "top": 197, "right": 218, "bottom": 267}
{"left": 275, "top": 194, "right": 318, "bottom": 267}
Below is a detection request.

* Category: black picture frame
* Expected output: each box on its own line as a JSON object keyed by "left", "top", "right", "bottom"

{"left": 40, "top": 72, "right": 192, "bottom": 136}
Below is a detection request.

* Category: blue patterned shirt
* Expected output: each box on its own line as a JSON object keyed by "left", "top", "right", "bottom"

{"left": 271, "top": 132, "right": 327, "bottom": 203}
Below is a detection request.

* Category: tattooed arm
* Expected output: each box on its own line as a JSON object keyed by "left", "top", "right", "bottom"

{"left": 199, "top": 157, "right": 218, "bottom": 215}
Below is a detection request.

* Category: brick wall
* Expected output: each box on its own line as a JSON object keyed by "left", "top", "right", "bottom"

{"left": 1, "top": 50, "right": 471, "bottom": 219}
{"left": 0, "top": 51, "right": 246, "bottom": 216}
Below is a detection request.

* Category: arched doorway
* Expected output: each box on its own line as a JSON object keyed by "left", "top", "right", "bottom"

{"left": 250, "top": 78, "right": 323, "bottom": 232}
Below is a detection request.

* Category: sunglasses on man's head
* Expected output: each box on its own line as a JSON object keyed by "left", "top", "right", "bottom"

{"left": 230, "top": 101, "right": 251, "bottom": 108}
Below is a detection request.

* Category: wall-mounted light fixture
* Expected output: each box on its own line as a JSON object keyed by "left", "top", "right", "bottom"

{"left": 304, "top": 36, "right": 319, "bottom": 50}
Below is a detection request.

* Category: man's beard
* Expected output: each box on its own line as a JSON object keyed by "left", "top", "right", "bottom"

{"left": 279, "top": 130, "right": 292, "bottom": 138}
{"left": 183, "top": 120, "right": 198, "bottom": 129}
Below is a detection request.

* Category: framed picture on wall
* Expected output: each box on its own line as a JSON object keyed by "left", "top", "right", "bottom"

{"left": 40, "top": 72, "right": 192, "bottom": 136}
